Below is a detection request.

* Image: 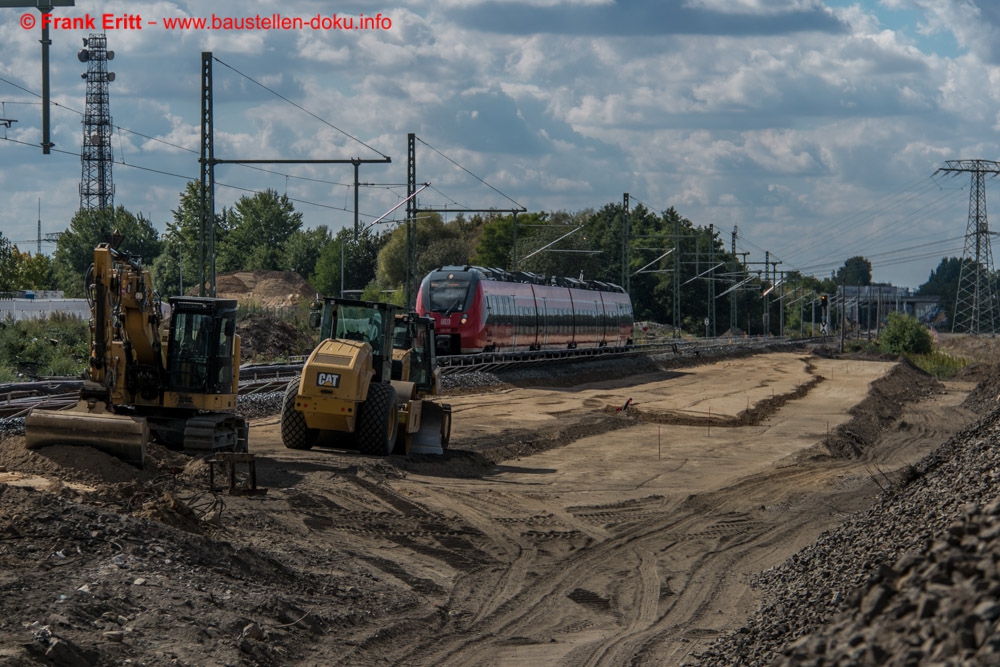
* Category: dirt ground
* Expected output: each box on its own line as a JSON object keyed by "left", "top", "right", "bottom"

{"left": 0, "top": 351, "right": 980, "bottom": 666}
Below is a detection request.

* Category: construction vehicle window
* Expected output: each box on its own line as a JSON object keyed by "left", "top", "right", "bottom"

{"left": 175, "top": 313, "right": 209, "bottom": 358}
{"left": 393, "top": 324, "right": 409, "bottom": 349}
{"left": 217, "top": 320, "right": 233, "bottom": 358}
{"left": 336, "top": 306, "right": 382, "bottom": 349}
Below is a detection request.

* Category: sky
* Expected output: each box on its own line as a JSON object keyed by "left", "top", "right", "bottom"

{"left": 1, "top": 0, "right": 999, "bottom": 289}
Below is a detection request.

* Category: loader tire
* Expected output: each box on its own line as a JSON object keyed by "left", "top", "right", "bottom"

{"left": 281, "top": 378, "right": 319, "bottom": 450}
{"left": 440, "top": 404, "right": 452, "bottom": 449}
{"left": 357, "top": 383, "right": 398, "bottom": 456}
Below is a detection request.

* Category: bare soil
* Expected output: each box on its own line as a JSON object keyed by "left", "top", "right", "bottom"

{"left": 0, "top": 351, "right": 981, "bottom": 666}
{"left": 211, "top": 271, "right": 318, "bottom": 309}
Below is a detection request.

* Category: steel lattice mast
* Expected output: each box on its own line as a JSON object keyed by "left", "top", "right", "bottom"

{"left": 78, "top": 33, "right": 115, "bottom": 210}
{"left": 937, "top": 160, "right": 1000, "bottom": 335}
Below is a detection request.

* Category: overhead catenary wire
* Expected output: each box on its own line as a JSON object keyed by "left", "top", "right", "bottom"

{"left": 766, "top": 172, "right": 967, "bottom": 278}
{"left": 0, "top": 76, "right": 365, "bottom": 191}
{"left": 414, "top": 136, "right": 525, "bottom": 210}
{"left": 213, "top": 56, "right": 390, "bottom": 160}
{"left": 0, "top": 135, "right": 384, "bottom": 219}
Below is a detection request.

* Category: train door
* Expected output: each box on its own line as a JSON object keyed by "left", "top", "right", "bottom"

{"left": 618, "top": 300, "right": 632, "bottom": 346}
{"left": 590, "top": 301, "right": 604, "bottom": 347}
{"left": 510, "top": 294, "right": 518, "bottom": 350}
{"left": 539, "top": 297, "right": 548, "bottom": 348}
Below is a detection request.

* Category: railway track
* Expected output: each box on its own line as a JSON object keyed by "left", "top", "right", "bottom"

{"left": 0, "top": 335, "right": 812, "bottom": 425}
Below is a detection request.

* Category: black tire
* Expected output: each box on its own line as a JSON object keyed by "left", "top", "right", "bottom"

{"left": 357, "top": 383, "right": 398, "bottom": 456}
{"left": 440, "top": 404, "right": 452, "bottom": 449}
{"left": 281, "top": 377, "right": 319, "bottom": 450}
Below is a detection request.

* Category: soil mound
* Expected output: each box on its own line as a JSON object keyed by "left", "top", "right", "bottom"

{"left": 206, "top": 270, "right": 318, "bottom": 308}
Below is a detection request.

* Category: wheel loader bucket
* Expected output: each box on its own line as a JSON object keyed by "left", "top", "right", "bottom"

{"left": 24, "top": 408, "right": 148, "bottom": 468}
{"left": 407, "top": 400, "right": 452, "bottom": 456}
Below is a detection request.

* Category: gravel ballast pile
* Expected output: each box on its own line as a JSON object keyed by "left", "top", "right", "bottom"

{"left": 694, "top": 409, "right": 1000, "bottom": 666}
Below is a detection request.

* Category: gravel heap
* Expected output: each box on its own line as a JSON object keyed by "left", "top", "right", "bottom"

{"left": 693, "top": 407, "right": 1000, "bottom": 666}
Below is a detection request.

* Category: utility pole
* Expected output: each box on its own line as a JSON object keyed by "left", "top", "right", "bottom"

{"left": 771, "top": 260, "right": 782, "bottom": 335}
{"left": 622, "top": 193, "right": 630, "bottom": 291}
{"left": 673, "top": 214, "right": 680, "bottom": 338}
{"left": 799, "top": 287, "right": 803, "bottom": 337}
{"left": 708, "top": 224, "right": 716, "bottom": 337}
{"left": 0, "top": 1, "right": 75, "bottom": 153}
{"left": 840, "top": 280, "right": 846, "bottom": 353}
{"left": 199, "top": 52, "right": 391, "bottom": 296}
{"left": 731, "top": 226, "right": 738, "bottom": 332}
{"left": 406, "top": 132, "right": 416, "bottom": 308}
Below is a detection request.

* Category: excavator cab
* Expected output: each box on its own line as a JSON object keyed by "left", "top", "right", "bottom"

{"left": 165, "top": 297, "right": 239, "bottom": 395}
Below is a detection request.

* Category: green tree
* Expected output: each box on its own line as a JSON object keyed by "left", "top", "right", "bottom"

{"left": 217, "top": 189, "right": 302, "bottom": 272}
{"left": 312, "top": 227, "right": 389, "bottom": 297}
{"left": 879, "top": 312, "right": 932, "bottom": 355}
{"left": 835, "top": 256, "right": 872, "bottom": 286}
{"left": 0, "top": 232, "right": 19, "bottom": 292}
{"left": 473, "top": 212, "right": 547, "bottom": 270}
{"left": 17, "top": 252, "right": 54, "bottom": 290}
{"left": 516, "top": 211, "right": 598, "bottom": 279}
{"left": 917, "top": 256, "right": 964, "bottom": 325}
{"left": 376, "top": 212, "right": 467, "bottom": 289}
{"left": 151, "top": 181, "right": 229, "bottom": 297}
{"left": 283, "top": 225, "right": 331, "bottom": 279}
{"left": 53, "top": 207, "right": 163, "bottom": 297}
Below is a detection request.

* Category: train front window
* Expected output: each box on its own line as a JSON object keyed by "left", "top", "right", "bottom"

{"left": 428, "top": 279, "right": 471, "bottom": 314}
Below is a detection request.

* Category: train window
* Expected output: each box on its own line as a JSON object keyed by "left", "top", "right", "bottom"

{"left": 428, "top": 279, "right": 471, "bottom": 314}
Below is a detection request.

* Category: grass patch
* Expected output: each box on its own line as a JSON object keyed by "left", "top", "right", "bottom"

{"left": 0, "top": 314, "right": 89, "bottom": 379}
{"left": 905, "top": 350, "right": 970, "bottom": 379}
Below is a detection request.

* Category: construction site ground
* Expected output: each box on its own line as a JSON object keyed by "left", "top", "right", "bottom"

{"left": 0, "top": 349, "right": 982, "bottom": 666}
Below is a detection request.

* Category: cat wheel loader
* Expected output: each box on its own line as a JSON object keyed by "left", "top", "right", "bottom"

{"left": 281, "top": 297, "right": 451, "bottom": 456}
{"left": 24, "top": 238, "right": 248, "bottom": 467}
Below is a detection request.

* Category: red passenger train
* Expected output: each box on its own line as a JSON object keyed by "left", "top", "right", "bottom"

{"left": 415, "top": 266, "right": 634, "bottom": 355}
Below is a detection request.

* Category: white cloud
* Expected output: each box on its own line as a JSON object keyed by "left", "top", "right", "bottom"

{"left": 0, "top": 0, "right": 994, "bottom": 289}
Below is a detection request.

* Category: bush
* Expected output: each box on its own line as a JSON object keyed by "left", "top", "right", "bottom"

{"left": 879, "top": 313, "right": 932, "bottom": 356}
{"left": 0, "top": 314, "right": 89, "bottom": 378}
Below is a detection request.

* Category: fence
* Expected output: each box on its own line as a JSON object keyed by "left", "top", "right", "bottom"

{"left": 0, "top": 298, "right": 90, "bottom": 322}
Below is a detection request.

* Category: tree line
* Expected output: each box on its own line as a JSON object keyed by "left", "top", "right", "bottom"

{"left": 0, "top": 181, "right": 969, "bottom": 335}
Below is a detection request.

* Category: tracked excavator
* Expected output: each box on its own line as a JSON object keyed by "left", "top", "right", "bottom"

{"left": 280, "top": 297, "right": 451, "bottom": 456}
{"left": 24, "top": 239, "right": 248, "bottom": 466}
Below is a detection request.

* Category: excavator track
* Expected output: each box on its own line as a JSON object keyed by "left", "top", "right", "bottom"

{"left": 182, "top": 414, "right": 249, "bottom": 453}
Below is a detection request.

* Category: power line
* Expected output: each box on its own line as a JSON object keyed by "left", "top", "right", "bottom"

{"left": 0, "top": 135, "right": 381, "bottom": 218}
{"left": 1, "top": 76, "right": 362, "bottom": 190}
{"left": 213, "top": 56, "right": 389, "bottom": 160}
{"left": 415, "top": 136, "right": 525, "bottom": 209}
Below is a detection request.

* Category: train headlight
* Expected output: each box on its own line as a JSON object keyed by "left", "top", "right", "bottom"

{"left": 460, "top": 313, "right": 468, "bottom": 325}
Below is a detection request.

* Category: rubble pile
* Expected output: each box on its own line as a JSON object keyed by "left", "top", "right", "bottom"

{"left": 694, "top": 409, "right": 1000, "bottom": 666}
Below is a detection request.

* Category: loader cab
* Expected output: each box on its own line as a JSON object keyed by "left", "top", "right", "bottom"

{"left": 314, "top": 298, "right": 397, "bottom": 384}
{"left": 166, "top": 297, "right": 239, "bottom": 395}
{"left": 391, "top": 313, "right": 438, "bottom": 395}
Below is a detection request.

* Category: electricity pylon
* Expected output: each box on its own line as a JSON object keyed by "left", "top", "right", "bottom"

{"left": 937, "top": 160, "right": 1000, "bottom": 335}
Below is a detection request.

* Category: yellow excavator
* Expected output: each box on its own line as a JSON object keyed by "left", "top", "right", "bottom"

{"left": 280, "top": 297, "right": 450, "bottom": 455}
{"left": 24, "top": 238, "right": 248, "bottom": 466}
